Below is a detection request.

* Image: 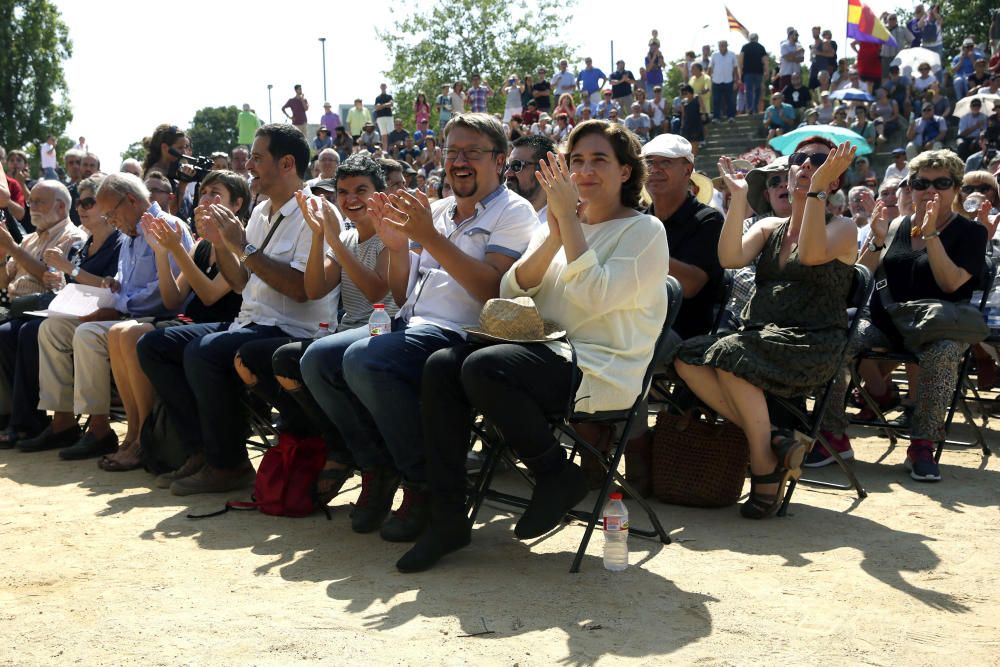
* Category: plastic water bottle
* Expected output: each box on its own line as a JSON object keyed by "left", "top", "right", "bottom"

{"left": 964, "top": 193, "right": 985, "bottom": 215}
{"left": 602, "top": 492, "right": 629, "bottom": 571}
{"left": 47, "top": 266, "right": 65, "bottom": 292}
{"left": 368, "top": 304, "right": 391, "bottom": 336}
{"left": 315, "top": 322, "right": 332, "bottom": 339}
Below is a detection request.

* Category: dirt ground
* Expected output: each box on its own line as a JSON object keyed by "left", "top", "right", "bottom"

{"left": 2, "top": 418, "right": 999, "bottom": 666}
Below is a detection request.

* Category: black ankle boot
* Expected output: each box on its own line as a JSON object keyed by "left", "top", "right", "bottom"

{"left": 514, "top": 461, "right": 588, "bottom": 539}
{"left": 350, "top": 466, "right": 401, "bottom": 533}
{"left": 396, "top": 503, "right": 471, "bottom": 573}
{"left": 380, "top": 481, "right": 431, "bottom": 542}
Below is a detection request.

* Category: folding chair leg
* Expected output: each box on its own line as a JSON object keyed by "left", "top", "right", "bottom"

{"left": 467, "top": 434, "right": 507, "bottom": 523}
{"left": 792, "top": 432, "right": 868, "bottom": 505}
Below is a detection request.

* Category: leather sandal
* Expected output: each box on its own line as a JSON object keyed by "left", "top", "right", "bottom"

{"left": 769, "top": 429, "right": 806, "bottom": 474}
{"left": 740, "top": 465, "right": 798, "bottom": 520}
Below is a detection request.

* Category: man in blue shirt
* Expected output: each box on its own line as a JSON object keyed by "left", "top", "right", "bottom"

{"left": 576, "top": 57, "right": 607, "bottom": 108}
{"left": 763, "top": 92, "right": 796, "bottom": 140}
{"left": 23, "top": 172, "right": 192, "bottom": 459}
{"left": 951, "top": 38, "right": 987, "bottom": 100}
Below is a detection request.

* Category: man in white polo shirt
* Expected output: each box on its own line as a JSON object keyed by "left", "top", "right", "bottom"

{"left": 709, "top": 40, "right": 739, "bottom": 122}
{"left": 300, "top": 113, "right": 538, "bottom": 543}
{"left": 136, "top": 124, "right": 332, "bottom": 496}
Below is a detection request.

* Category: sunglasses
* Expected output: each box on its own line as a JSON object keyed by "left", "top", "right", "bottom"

{"left": 910, "top": 176, "right": 955, "bottom": 191}
{"left": 961, "top": 184, "right": 994, "bottom": 195}
{"left": 505, "top": 158, "right": 538, "bottom": 173}
{"left": 789, "top": 152, "right": 828, "bottom": 168}
{"left": 76, "top": 197, "right": 97, "bottom": 210}
{"left": 766, "top": 175, "right": 787, "bottom": 188}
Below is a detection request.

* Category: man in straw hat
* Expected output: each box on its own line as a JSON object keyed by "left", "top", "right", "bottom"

{"left": 300, "top": 113, "right": 538, "bottom": 542}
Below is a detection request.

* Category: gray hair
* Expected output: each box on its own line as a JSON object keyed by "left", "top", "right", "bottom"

{"left": 119, "top": 158, "right": 142, "bottom": 176}
{"left": 77, "top": 173, "right": 107, "bottom": 198}
{"left": 32, "top": 179, "right": 72, "bottom": 212}
{"left": 64, "top": 148, "right": 85, "bottom": 161}
{"left": 97, "top": 171, "right": 150, "bottom": 202}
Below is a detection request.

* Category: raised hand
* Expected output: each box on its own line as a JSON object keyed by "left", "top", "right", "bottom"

{"left": 535, "top": 150, "right": 579, "bottom": 225}
{"left": 366, "top": 192, "right": 410, "bottom": 252}
{"left": 916, "top": 192, "right": 941, "bottom": 239}
{"left": 146, "top": 216, "right": 185, "bottom": 254}
{"left": 295, "top": 190, "right": 323, "bottom": 237}
{"left": 209, "top": 203, "right": 247, "bottom": 252}
{"left": 316, "top": 199, "right": 345, "bottom": 247}
{"left": 810, "top": 141, "right": 857, "bottom": 193}
{"left": 140, "top": 212, "right": 166, "bottom": 254}
{"left": 44, "top": 247, "right": 72, "bottom": 273}
{"left": 870, "top": 200, "right": 890, "bottom": 244}
{"left": 718, "top": 156, "right": 750, "bottom": 198}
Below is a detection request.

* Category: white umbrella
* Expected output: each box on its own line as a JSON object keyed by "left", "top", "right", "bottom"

{"left": 830, "top": 87, "right": 875, "bottom": 102}
{"left": 954, "top": 94, "right": 1000, "bottom": 119}
{"left": 891, "top": 47, "right": 942, "bottom": 77}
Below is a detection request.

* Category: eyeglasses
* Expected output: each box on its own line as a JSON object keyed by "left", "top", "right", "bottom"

{"left": 444, "top": 147, "right": 500, "bottom": 161}
{"left": 910, "top": 176, "right": 956, "bottom": 191}
{"left": 76, "top": 197, "right": 97, "bottom": 210}
{"left": 961, "top": 184, "right": 994, "bottom": 195}
{"left": 878, "top": 188, "right": 898, "bottom": 198}
{"left": 147, "top": 188, "right": 172, "bottom": 195}
{"left": 101, "top": 195, "right": 127, "bottom": 224}
{"left": 789, "top": 152, "right": 828, "bottom": 168}
{"left": 766, "top": 175, "right": 787, "bottom": 188}
{"left": 506, "top": 159, "right": 538, "bottom": 173}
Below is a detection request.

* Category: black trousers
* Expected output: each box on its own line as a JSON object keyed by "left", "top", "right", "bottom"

{"left": 421, "top": 342, "right": 579, "bottom": 507}
{"left": 237, "top": 338, "right": 353, "bottom": 465}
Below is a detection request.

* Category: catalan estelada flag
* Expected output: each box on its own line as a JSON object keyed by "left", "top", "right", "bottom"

{"left": 725, "top": 6, "right": 749, "bottom": 40}
{"left": 846, "top": 0, "right": 896, "bottom": 46}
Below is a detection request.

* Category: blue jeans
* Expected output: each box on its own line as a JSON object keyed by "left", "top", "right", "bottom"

{"left": 137, "top": 322, "right": 286, "bottom": 469}
{"left": 743, "top": 73, "right": 763, "bottom": 115}
{"left": 341, "top": 323, "right": 464, "bottom": 482}
{"left": 711, "top": 82, "right": 735, "bottom": 120}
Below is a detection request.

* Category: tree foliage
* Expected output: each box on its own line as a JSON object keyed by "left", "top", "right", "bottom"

{"left": 377, "top": 0, "right": 576, "bottom": 129}
{"left": 895, "top": 1, "right": 997, "bottom": 60}
{"left": 186, "top": 106, "right": 240, "bottom": 156}
{"left": 121, "top": 141, "right": 146, "bottom": 163}
{"left": 0, "top": 0, "right": 73, "bottom": 151}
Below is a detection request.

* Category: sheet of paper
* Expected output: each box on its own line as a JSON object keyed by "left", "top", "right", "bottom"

{"left": 23, "top": 283, "right": 115, "bottom": 318}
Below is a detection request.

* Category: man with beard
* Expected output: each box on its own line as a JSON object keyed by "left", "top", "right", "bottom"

{"left": 505, "top": 135, "right": 553, "bottom": 222}
{"left": 300, "top": 113, "right": 538, "bottom": 542}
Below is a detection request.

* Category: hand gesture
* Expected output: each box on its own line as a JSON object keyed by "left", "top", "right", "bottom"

{"left": 366, "top": 192, "right": 413, "bottom": 252}
{"left": 717, "top": 156, "right": 750, "bottom": 199}
{"left": 208, "top": 203, "right": 247, "bottom": 252}
{"left": 916, "top": 192, "right": 941, "bottom": 238}
{"left": 146, "top": 216, "right": 185, "bottom": 254}
{"left": 809, "top": 141, "right": 856, "bottom": 193}
{"left": 535, "top": 151, "right": 579, "bottom": 226}
{"left": 195, "top": 196, "right": 222, "bottom": 244}
{"left": 870, "top": 200, "right": 890, "bottom": 244}
{"left": 140, "top": 212, "right": 166, "bottom": 254}
{"left": 295, "top": 190, "right": 324, "bottom": 237}
{"left": 374, "top": 189, "right": 438, "bottom": 247}
{"left": 44, "top": 247, "right": 71, "bottom": 273}
{"left": 43, "top": 270, "right": 64, "bottom": 290}
{"left": 0, "top": 224, "right": 16, "bottom": 252}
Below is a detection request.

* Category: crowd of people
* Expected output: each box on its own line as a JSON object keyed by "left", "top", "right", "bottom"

{"left": 0, "top": 12, "right": 998, "bottom": 573}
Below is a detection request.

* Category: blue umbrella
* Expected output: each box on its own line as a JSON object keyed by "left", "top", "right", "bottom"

{"left": 768, "top": 124, "right": 873, "bottom": 156}
{"left": 830, "top": 87, "right": 875, "bottom": 102}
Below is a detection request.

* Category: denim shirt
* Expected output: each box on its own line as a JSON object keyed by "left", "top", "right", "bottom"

{"left": 113, "top": 201, "right": 193, "bottom": 316}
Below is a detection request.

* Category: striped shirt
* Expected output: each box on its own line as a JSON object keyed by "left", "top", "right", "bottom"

{"left": 328, "top": 229, "right": 398, "bottom": 331}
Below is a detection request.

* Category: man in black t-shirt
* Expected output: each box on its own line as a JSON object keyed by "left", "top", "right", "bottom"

{"left": 609, "top": 60, "right": 635, "bottom": 111}
{"left": 374, "top": 83, "right": 394, "bottom": 151}
{"left": 531, "top": 74, "right": 552, "bottom": 112}
{"left": 781, "top": 73, "right": 812, "bottom": 115}
{"left": 739, "top": 33, "right": 768, "bottom": 115}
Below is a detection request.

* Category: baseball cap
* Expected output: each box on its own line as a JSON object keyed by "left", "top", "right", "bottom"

{"left": 963, "top": 38, "right": 975, "bottom": 46}
{"left": 323, "top": 102, "right": 332, "bottom": 108}
{"left": 311, "top": 178, "right": 337, "bottom": 194}
{"left": 642, "top": 134, "right": 694, "bottom": 164}
{"left": 891, "top": 147, "right": 906, "bottom": 156}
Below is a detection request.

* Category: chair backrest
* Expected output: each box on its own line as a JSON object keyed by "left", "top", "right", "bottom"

{"left": 711, "top": 268, "right": 736, "bottom": 334}
{"left": 639, "top": 276, "right": 683, "bottom": 396}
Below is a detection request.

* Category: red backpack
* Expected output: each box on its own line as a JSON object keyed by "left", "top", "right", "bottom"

{"left": 188, "top": 432, "right": 330, "bottom": 520}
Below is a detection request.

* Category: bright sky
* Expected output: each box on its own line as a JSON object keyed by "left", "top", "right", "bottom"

{"left": 54, "top": 0, "right": 904, "bottom": 162}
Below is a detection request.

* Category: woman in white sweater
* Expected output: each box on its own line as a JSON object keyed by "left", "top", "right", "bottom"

{"left": 397, "top": 120, "right": 670, "bottom": 573}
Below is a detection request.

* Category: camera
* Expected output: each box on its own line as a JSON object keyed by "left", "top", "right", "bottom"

{"left": 167, "top": 148, "right": 214, "bottom": 183}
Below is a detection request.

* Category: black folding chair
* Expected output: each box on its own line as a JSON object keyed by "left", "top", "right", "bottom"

{"left": 768, "top": 264, "right": 874, "bottom": 513}
{"left": 468, "top": 276, "right": 684, "bottom": 573}
{"left": 849, "top": 258, "right": 996, "bottom": 462}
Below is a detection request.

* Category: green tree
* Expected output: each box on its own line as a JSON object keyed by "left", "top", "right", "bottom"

{"left": 377, "top": 0, "right": 576, "bottom": 130}
{"left": 0, "top": 0, "right": 73, "bottom": 151}
{"left": 186, "top": 106, "right": 240, "bottom": 156}
{"left": 895, "top": 1, "right": 995, "bottom": 61}
{"left": 121, "top": 141, "right": 146, "bottom": 163}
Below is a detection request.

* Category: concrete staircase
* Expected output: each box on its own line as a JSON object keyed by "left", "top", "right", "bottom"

{"left": 693, "top": 114, "right": 768, "bottom": 175}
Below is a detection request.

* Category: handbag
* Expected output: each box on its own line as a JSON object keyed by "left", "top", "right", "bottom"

{"left": 651, "top": 409, "right": 748, "bottom": 508}
{"left": 8, "top": 291, "right": 56, "bottom": 319}
{"left": 873, "top": 218, "right": 988, "bottom": 352}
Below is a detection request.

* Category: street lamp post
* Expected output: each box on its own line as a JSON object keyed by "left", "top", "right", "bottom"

{"left": 267, "top": 84, "right": 273, "bottom": 123}
{"left": 319, "top": 37, "right": 328, "bottom": 102}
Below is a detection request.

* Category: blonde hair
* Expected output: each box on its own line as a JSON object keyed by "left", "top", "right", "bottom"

{"left": 908, "top": 149, "right": 964, "bottom": 186}
{"left": 954, "top": 169, "right": 1000, "bottom": 212}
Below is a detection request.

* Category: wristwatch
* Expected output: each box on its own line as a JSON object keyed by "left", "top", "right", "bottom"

{"left": 867, "top": 239, "right": 885, "bottom": 252}
{"left": 806, "top": 191, "right": 828, "bottom": 201}
{"left": 922, "top": 230, "right": 940, "bottom": 239}
{"left": 70, "top": 266, "right": 81, "bottom": 279}
{"left": 239, "top": 243, "right": 258, "bottom": 263}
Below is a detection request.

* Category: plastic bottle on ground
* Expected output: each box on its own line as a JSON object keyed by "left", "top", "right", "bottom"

{"left": 602, "top": 491, "right": 629, "bottom": 571}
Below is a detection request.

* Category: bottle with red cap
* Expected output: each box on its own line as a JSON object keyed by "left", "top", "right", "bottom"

{"left": 602, "top": 491, "right": 629, "bottom": 571}
{"left": 368, "top": 304, "right": 391, "bottom": 336}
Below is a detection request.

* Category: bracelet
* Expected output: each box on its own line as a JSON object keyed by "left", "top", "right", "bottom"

{"left": 921, "top": 230, "right": 940, "bottom": 239}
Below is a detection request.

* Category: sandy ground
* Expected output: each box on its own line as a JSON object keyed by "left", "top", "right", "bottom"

{"left": 2, "top": 417, "right": 1000, "bottom": 666}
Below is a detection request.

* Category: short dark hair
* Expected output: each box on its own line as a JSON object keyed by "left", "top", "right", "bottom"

{"left": 202, "top": 169, "right": 252, "bottom": 221}
{"left": 512, "top": 134, "right": 556, "bottom": 163}
{"left": 255, "top": 124, "right": 311, "bottom": 178}
{"left": 565, "top": 120, "right": 647, "bottom": 209}
{"left": 443, "top": 112, "right": 509, "bottom": 155}
{"left": 337, "top": 153, "right": 386, "bottom": 191}
{"left": 680, "top": 84, "right": 694, "bottom": 94}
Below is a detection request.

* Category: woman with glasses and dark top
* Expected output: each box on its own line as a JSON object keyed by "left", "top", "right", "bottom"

{"left": 396, "top": 120, "right": 669, "bottom": 572}
{"left": 97, "top": 171, "right": 248, "bottom": 472}
{"left": 819, "top": 150, "right": 987, "bottom": 482}
{"left": 673, "top": 137, "right": 858, "bottom": 519}
{"left": 0, "top": 174, "right": 123, "bottom": 448}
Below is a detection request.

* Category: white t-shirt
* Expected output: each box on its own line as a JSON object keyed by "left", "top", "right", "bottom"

{"left": 40, "top": 143, "right": 57, "bottom": 169}
{"left": 779, "top": 40, "right": 803, "bottom": 77}
{"left": 709, "top": 52, "right": 738, "bottom": 84}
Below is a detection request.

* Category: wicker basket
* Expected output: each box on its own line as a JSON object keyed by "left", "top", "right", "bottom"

{"left": 651, "top": 409, "right": 749, "bottom": 508}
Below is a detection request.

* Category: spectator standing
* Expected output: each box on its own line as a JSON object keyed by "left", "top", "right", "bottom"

{"left": 550, "top": 60, "right": 576, "bottom": 97}
{"left": 281, "top": 85, "right": 309, "bottom": 137}
{"left": 532, "top": 67, "right": 552, "bottom": 112}
{"left": 449, "top": 81, "right": 467, "bottom": 116}
{"left": 238, "top": 104, "right": 262, "bottom": 145}
{"left": 502, "top": 76, "right": 524, "bottom": 122}
{"left": 740, "top": 33, "right": 768, "bottom": 115}
{"left": 809, "top": 28, "right": 838, "bottom": 89}
{"left": 881, "top": 13, "right": 914, "bottom": 79}
{"left": 609, "top": 60, "right": 635, "bottom": 110}
{"left": 374, "top": 84, "right": 395, "bottom": 151}
{"left": 779, "top": 28, "right": 805, "bottom": 90}
{"left": 678, "top": 85, "right": 704, "bottom": 153}
{"left": 39, "top": 136, "right": 58, "bottom": 181}
{"left": 320, "top": 102, "right": 342, "bottom": 134}
{"left": 645, "top": 39, "right": 666, "bottom": 96}
{"left": 709, "top": 40, "right": 739, "bottom": 123}
{"left": 467, "top": 74, "right": 492, "bottom": 114}
{"left": 414, "top": 92, "right": 431, "bottom": 127}
{"left": 689, "top": 63, "right": 712, "bottom": 122}
{"left": 435, "top": 84, "right": 453, "bottom": 132}
{"left": 347, "top": 99, "right": 372, "bottom": 140}
{"left": 576, "top": 57, "right": 607, "bottom": 107}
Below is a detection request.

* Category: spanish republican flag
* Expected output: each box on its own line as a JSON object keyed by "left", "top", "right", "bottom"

{"left": 725, "top": 6, "right": 749, "bottom": 40}
{"left": 846, "top": 0, "right": 896, "bottom": 46}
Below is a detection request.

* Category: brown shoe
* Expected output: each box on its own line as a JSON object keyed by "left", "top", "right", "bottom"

{"left": 169, "top": 461, "right": 255, "bottom": 496}
{"left": 155, "top": 453, "right": 205, "bottom": 489}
